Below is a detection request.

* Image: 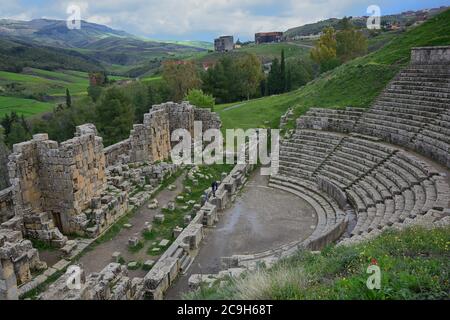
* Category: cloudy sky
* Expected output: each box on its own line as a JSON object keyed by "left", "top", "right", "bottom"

{"left": 1, "top": 0, "right": 449, "bottom": 41}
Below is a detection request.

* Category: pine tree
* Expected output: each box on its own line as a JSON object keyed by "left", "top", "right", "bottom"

{"left": 286, "top": 69, "right": 292, "bottom": 92}
{"left": 66, "top": 88, "right": 72, "bottom": 108}
{"left": 281, "top": 49, "right": 286, "bottom": 92}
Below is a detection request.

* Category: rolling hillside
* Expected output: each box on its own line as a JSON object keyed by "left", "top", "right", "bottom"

{"left": 0, "top": 37, "right": 103, "bottom": 73}
{"left": 216, "top": 9, "right": 450, "bottom": 131}
{"left": 0, "top": 68, "right": 128, "bottom": 117}
{"left": 0, "top": 19, "right": 208, "bottom": 77}
{"left": 284, "top": 6, "right": 448, "bottom": 38}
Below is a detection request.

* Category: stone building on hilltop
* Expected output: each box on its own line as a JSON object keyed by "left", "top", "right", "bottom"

{"left": 214, "top": 36, "right": 234, "bottom": 52}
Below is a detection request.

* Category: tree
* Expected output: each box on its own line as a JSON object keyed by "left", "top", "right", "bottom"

{"left": 184, "top": 89, "right": 215, "bottom": 110}
{"left": 336, "top": 29, "right": 368, "bottom": 63}
{"left": 280, "top": 49, "right": 286, "bottom": 91}
{"left": 7, "top": 122, "right": 31, "bottom": 147}
{"left": 267, "top": 58, "right": 284, "bottom": 95}
{"left": 286, "top": 58, "right": 314, "bottom": 90}
{"left": 95, "top": 87, "right": 134, "bottom": 146}
{"left": 310, "top": 27, "right": 339, "bottom": 72}
{"left": 163, "top": 61, "right": 201, "bottom": 102}
{"left": 286, "top": 69, "right": 292, "bottom": 92}
{"left": 236, "top": 54, "right": 264, "bottom": 100}
{"left": 88, "top": 85, "right": 103, "bottom": 102}
{"left": 66, "top": 88, "right": 72, "bottom": 108}
{"left": 0, "top": 127, "right": 10, "bottom": 189}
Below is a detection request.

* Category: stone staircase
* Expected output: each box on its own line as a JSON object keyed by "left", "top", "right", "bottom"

{"left": 276, "top": 129, "right": 450, "bottom": 246}
{"left": 354, "top": 64, "right": 450, "bottom": 168}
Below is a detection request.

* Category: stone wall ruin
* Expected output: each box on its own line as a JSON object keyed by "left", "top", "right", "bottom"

{"left": 0, "top": 102, "right": 220, "bottom": 299}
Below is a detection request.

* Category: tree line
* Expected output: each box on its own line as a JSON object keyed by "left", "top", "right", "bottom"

{"left": 0, "top": 17, "right": 368, "bottom": 149}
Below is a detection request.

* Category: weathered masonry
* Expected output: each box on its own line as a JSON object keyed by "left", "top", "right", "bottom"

{"left": 0, "top": 102, "right": 220, "bottom": 300}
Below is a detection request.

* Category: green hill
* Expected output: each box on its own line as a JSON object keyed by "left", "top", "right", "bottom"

{"left": 0, "top": 37, "right": 103, "bottom": 73}
{"left": 0, "top": 19, "right": 208, "bottom": 78}
{"left": 216, "top": 9, "right": 450, "bottom": 131}
{"left": 284, "top": 6, "right": 448, "bottom": 39}
{"left": 0, "top": 68, "right": 130, "bottom": 117}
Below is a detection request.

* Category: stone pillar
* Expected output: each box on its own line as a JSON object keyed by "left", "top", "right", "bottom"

{"left": 0, "top": 259, "right": 18, "bottom": 300}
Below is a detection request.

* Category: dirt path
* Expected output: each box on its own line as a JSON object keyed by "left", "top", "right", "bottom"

{"left": 77, "top": 173, "right": 186, "bottom": 278}
{"left": 165, "top": 169, "right": 317, "bottom": 299}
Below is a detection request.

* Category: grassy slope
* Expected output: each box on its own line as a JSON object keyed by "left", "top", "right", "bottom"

{"left": 217, "top": 9, "right": 450, "bottom": 131}
{"left": 0, "top": 96, "right": 54, "bottom": 118}
{"left": 187, "top": 226, "right": 450, "bottom": 300}
{"left": 0, "top": 68, "right": 129, "bottom": 117}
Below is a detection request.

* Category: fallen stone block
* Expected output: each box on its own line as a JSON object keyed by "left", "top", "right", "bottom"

{"left": 173, "top": 226, "right": 184, "bottom": 238}
{"left": 61, "top": 240, "right": 77, "bottom": 257}
{"left": 112, "top": 252, "right": 122, "bottom": 263}
{"left": 128, "top": 237, "right": 139, "bottom": 247}
{"left": 159, "top": 239, "right": 170, "bottom": 247}
{"left": 154, "top": 214, "right": 165, "bottom": 223}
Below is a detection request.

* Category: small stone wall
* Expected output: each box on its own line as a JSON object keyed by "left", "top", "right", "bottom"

{"left": 411, "top": 46, "right": 450, "bottom": 65}
{"left": 154, "top": 102, "right": 195, "bottom": 137}
{"left": 104, "top": 139, "right": 132, "bottom": 168}
{"left": 103, "top": 102, "right": 221, "bottom": 168}
{"left": 39, "top": 263, "right": 144, "bottom": 300}
{"left": 296, "top": 107, "right": 365, "bottom": 133}
{"left": 194, "top": 107, "right": 222, "bottom": 132}
{"left": 8, "top": 126, "right": 106, "bottom": 236}
{"left": 0, "top": 228, "right": 47, "bottom": 300}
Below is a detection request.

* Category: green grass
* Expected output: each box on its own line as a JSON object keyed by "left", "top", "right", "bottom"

{"left": 0, "top": 68, "right": 131, "bottom": 117}
{"left": 186, "top": 226, "right": 450, "bottom": 300}
{"left": 0, "top": 96, "right": 54, "bottom": 118}
{"left": 0, "top": 68, "right": 90, "bottom": 96}
{"left": 215, "top": 9, "right": 450, "bottom": 132}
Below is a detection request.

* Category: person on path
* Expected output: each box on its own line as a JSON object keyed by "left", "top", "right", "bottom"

{"left": 211, "top": 181, "right": 219, "bottom": 198}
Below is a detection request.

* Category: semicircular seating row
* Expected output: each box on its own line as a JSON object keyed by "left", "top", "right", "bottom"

{"left": 270, "top": 130, "right": 450, "bottom": 245}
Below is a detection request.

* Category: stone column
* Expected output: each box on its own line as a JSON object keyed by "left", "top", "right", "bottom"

{"left": 0, "top": 259, "right": 18, "bottom": 300}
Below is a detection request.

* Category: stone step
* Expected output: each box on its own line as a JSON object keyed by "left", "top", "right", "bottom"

{"left": 363, "top": 112, "right": 425, "bottom": 130}
{"left": 375, "top": 166, "right": 410, "bottom": 192}
{"left": 355, "top": 180, "right": 384, "bottom": 204}
{"left": 375, "top": 99, "right": 445, "bottom": 114}
{"left": 371, "top": 103, "right": 438, "bottom": 118}
{"left": 369, "top": 107, "right": 436, "bottom": 124}
{"left": 332, "top": 150, "right": 377, "bottom": 170}
{"left": 329, "top": 154, "right": 370, "bottom": 176}
{"left": 386, "top": 88, "right": 450, "bottom": 99}
{"left": 398, "top": 72, "right": 450, "bottom": 83}
{"left": 381, "top": 91, "right": 450, "bottom": 104}
{"left": 357, "top": 120, "right": 418, "bottom": 145}
{"left": 321, "top": 164, "right": 357, "bottom": 184}
{"left": 390, "top": 83, "right": 450, "bottom": 93}
{"left": 364, "top": 175, "right": 393, "bottom": 200}
{"left": 394, "top": 80, "right": 450, "bottom": 90}
{"left": 317, "top": 170, "right": 350, "bottom": 190}
{"left": 370, "top": 171, "right": 402, "bottom": 196}
{"left": 414, "top": 131, "right": 450, "bottom": 151}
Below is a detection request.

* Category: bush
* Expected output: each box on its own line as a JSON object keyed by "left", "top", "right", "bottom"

{"left": 184, "top": 89, "right": 215, "bottom": 111}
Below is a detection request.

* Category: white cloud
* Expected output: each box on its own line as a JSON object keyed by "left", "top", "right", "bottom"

{"left": 0, "top": 0, "right": 433, "bottom": 39}
{"left": 86, "top": 15, "right": 112, "bottom": 26}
